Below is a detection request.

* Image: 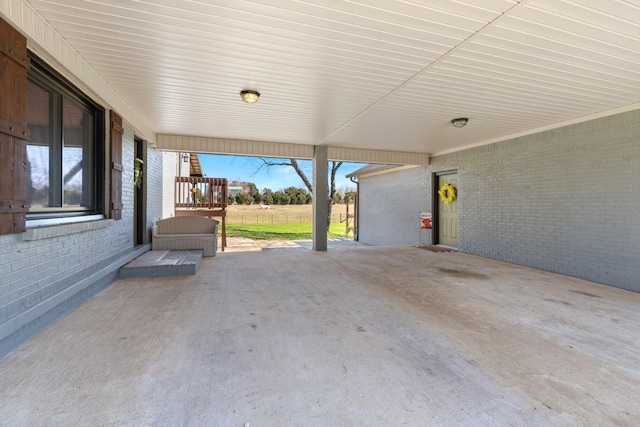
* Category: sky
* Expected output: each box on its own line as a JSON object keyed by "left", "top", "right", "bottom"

{"left": 198, "top": 154, "right": 364, "bottom": 192}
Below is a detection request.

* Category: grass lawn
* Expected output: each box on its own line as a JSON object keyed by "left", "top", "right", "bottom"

{"left": 225, "top": 204, "right": 354, "bottom": 240}
{"left": 227, "top": 221, "right": 350, "bottom": 240}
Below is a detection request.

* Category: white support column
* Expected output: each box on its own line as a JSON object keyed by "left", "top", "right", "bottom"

{"left": 312, "top": 146, "right": 328, "bottom": 251}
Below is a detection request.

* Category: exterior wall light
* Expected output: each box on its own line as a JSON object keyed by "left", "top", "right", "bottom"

{"left": 240, "top": 90, "right": 260, "bottom": 104}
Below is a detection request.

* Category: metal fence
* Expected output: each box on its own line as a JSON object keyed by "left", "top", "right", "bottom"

{"left": 226, "top": 212, "right": 314, "bottom": 224}
{"left": 225, "top": 206, "right": 346, "bottom": 225}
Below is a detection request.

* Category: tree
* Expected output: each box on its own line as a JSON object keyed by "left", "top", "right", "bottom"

{"left": 270, "top": 190, "right": 289, "bottom": 205}
{"left": 247, "top": 182, "right": 259, "bottom": 194}
{"left": 243, "top": 182, "right": 261, "bottom": 204}
{"left": 257, "top": 158, "right": 343, "bottom": 226}
{"left": 279, "top": 194, "right": 291, "bottom": 205}
{"left": 235, "top": 192, "right": 251, "bottom": 205}
{"left": 333, "top": 191, "right": 342, "bottom": 204}
{"left": 343, "top": 192, "right": 354, "bottom": 204}
{"left": 261, "top": 189, "right": 273, "bottom": 205}
{"left": 283, "top": 186, "right": 310, "bottom": 205}
{"left": 271, "top": 191, "right": 283, "bottom": 205}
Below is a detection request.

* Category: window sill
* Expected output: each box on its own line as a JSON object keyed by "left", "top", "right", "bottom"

{"left": 24, "top": 215, "right": 112, "bottom": 241}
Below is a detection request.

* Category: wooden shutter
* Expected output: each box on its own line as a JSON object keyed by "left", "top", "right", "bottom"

{"left": 0, "top": 18, "right": 31, "bottom": 235}
{"left": 109, "top": 110, "right": 123, "bottom": 220}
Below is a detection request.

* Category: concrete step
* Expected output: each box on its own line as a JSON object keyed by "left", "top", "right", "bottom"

{"left": 119, "top": 250, "right": 203, "bottom": 279}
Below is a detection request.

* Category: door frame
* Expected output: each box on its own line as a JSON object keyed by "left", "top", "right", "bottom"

{"left": 433, "top": 169, "right": 458, "bottom": 246}
{"left": 133, "top": 137, "right": 147, "bottom": 245}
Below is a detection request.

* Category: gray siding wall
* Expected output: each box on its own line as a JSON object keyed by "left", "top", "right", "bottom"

{"left": 358, "top": 110, "right": 640, "bottom": 292}
{"left": 0, "top": 118, "right": 159, "bottom": 357}
{"left": 358, "top": 166, "right": 431, "bottom": 246}
{"left": 162, "top": 152, "right": 177, "bottom": 219}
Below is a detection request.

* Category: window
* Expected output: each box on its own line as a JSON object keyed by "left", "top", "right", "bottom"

{"left": 26, "top": 54, "right": 104, "bottom": 218}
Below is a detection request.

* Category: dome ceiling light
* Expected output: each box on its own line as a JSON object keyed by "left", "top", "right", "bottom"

{"left": 240, "top": 89, "right": 260, "bottom": 104}
{"left": 451, "top": 117, "right": 469, "bottom": 128}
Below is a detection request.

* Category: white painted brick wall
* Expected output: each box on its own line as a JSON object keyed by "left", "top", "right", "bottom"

{"left": 146, "top": 145, "right": 164, "bottom": 227}
{"left": 0, "top": 117, "right": 164, "bottom": 346}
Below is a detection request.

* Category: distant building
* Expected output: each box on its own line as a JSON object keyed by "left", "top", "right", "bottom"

{"left": 228, "top": 186, "right": 244, "bottom": 197}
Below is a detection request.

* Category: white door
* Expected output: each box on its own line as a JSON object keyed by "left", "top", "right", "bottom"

{"left": 437, "top": 174, "right": 458, "bottom": 248}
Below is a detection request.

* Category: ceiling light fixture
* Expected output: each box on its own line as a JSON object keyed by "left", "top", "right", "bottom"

{"left": 451, "top": 117, "right": 469, "bottom": 128}
{"left": 240, "top": 89, "right": 260, "bottom": 104}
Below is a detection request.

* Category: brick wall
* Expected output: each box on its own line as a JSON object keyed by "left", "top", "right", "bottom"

{"left": 145, "top": 144, "right": 164, "bottom": 228}
{"left": 121, "top": 122, "right": 135, "bottom": 225}
{"left": 357, "top": 109, "right": 640, "bottom": 292}
{"left": 0, "top": 118, "right": 160, "bottom": 356}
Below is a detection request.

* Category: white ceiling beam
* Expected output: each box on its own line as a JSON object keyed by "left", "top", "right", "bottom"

{"left": 156, "top": 135, "right": 429, "bottom": 165}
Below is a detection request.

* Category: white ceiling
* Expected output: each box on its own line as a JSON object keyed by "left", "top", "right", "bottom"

{"left": 24, "top": 0, "right": 640, "bottom": 156}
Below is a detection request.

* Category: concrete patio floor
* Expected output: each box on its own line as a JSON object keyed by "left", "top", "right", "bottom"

{"left": 219, "top": 236, "right": 354, "bottom": 252}
{"left": 1, "top": 244, "right": 639, "bottom": 426}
